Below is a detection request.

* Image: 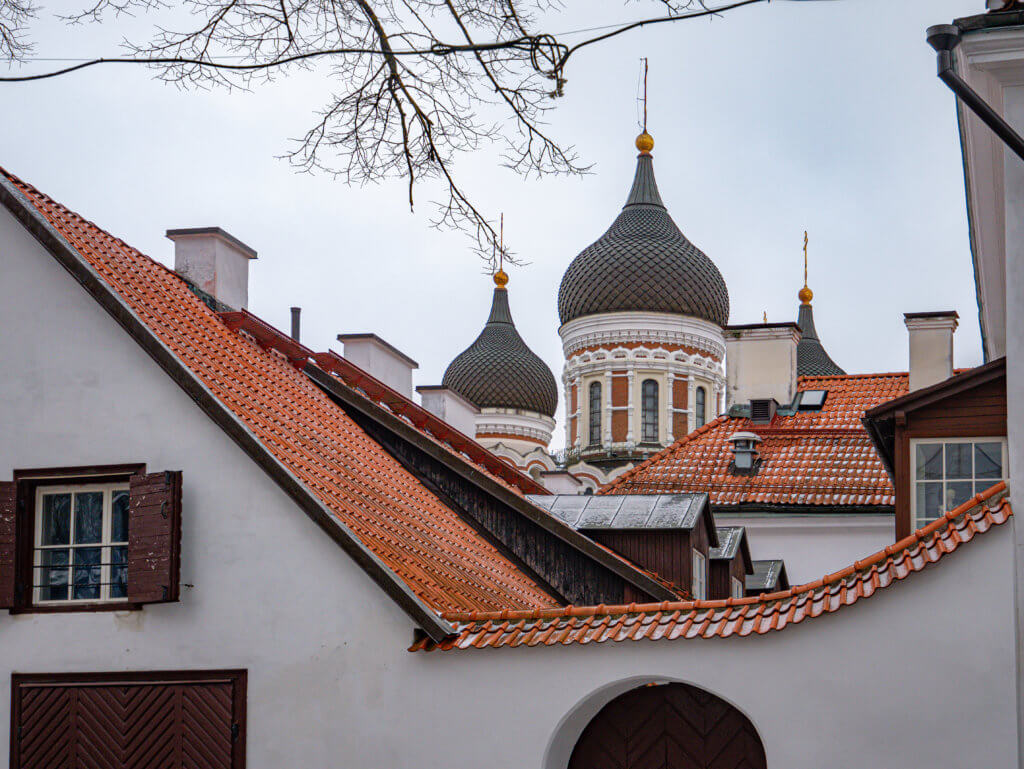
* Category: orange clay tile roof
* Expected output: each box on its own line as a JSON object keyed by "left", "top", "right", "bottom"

{"left": 601, "top": 373, "right": 910, "bottom": 506}
{"left": 411, "top": 482, "right": 1010, "bottom": 651}
{"left": 3, "top": 168, "right": 558, "bottom": 615}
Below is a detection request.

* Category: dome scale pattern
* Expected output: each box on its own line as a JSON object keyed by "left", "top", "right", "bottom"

{"left": 443, "top": 286, "right": 559, "bottom": 417}
{"left": 558, "top": 153, "right": 730, "bottom": 327}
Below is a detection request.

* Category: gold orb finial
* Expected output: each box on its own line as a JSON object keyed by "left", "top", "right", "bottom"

{"left": 493, "top": 268, "right": 509, "bottom": 288}
{"left": 798, "top": 285, "right": 813, "bottom": 305}
{"left": 635, "top": 131, "right": 654, "bottom": 155}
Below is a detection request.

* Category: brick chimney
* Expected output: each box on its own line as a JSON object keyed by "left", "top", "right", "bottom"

{"left": 725, "top": 323, "right": 802, "bottom": 408}
{"left": 904, "top": 311, "right": 958, "bottom": 392}
{"left": 166, "top": 227, "right": 257, "bottom": 310}
{"left": 337, "top": 333, "right": 418, "bottom": 398}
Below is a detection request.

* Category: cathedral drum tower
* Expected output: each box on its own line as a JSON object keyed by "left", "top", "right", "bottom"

{"left": 558, "top": 131, "right": 729, "bottom": 481}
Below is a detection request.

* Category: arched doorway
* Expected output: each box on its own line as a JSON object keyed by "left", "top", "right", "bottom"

{"left": 567, "top": 682, "right": 766, "bottom": 769}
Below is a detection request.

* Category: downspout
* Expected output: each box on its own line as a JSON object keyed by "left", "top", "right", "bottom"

{"left": 928, "top": 21, "right": 1024, "bottom": 769}
{"left": 927, "top": 24, "right": 1024, "bottom": 162}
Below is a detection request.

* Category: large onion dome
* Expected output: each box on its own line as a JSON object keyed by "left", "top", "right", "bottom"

{"left": 443, "top": 272, "right": 559, "bottom": 417}
{"left": 558, "top": 133, "right": 730, "bottom": 327}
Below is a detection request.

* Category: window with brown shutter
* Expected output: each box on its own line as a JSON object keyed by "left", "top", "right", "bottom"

{"left": 128, "top": 471, "right": 183, "bottom": 604}
{"left": 2, "top": 466, "right": 182, "bottom": 612}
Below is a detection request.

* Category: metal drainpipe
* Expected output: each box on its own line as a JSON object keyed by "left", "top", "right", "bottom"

{"left": 927, "top": 24, "right": 1024, "bottom": 162}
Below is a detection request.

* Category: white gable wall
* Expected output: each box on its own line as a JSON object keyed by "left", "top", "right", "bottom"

{"left": 0, "top": 204, "right": 422, "bottom": 767}
{"left": 1, "top": 203, "right": 1019, "bottom": 767}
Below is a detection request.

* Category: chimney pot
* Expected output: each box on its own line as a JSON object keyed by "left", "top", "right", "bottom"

{"left": 166, "top": 227, "right": 257, "bottom": 310}
{"left": 416, "top": 385, "right": 479, "bottom": 437}
{"left": 290, "top": 307, "right": 302, "bottom": 342}
{"left": 904, "top": 311, "right": 958, "bottom": 392}
{"left": 338, "top": 333, "right": 419, "bottom": 398}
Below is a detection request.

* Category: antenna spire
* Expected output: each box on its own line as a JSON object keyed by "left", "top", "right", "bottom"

{"left": 635, "top": 58, "right": 654, "bottom": 155}
{"left": 494, "top": 213, "right": 509, "bottom": 288}
{"left": 799, "top": 230, "right": 813, "bottom": 305}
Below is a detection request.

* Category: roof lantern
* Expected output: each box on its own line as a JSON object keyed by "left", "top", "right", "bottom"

{"left": 795, "top": 231, "right": 845, "bottom": 376}
{"left": 442, "top": 271, "right": 559, "bottom": 417}
{"left": 557, "top": 130, "right": 730, "bottom": 327}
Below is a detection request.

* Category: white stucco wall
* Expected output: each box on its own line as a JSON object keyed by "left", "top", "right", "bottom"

{"left": 1, "top": 205, "right": 1019, "bottom": 767}
{"left": 715, "top": 513, "right": 895, "bottom": 585}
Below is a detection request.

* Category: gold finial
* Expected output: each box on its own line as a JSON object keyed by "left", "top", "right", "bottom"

{"left": 798, "top": 230, "right": 813, "bottom": 305}
{"left": 493, "top": 212, "right": 509, "bottom": 288}
{"left": 635, "top": 57, "right": 654, "bottom": 155}
{"left": 763, "top": 311, "right": 768, "bottom": 323}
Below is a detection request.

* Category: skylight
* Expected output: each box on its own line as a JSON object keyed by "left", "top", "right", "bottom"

{"left": 798, "top": 390, "right": 827, "bottom": 410}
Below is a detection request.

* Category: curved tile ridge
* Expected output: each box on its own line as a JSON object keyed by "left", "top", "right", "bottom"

{"left": 411, "top": 482, "right": 1010, "bottom": 651}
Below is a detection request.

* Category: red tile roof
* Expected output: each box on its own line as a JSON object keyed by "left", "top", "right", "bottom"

{"left": 412, "top": 482, "right": 1010, "bottom": 651}
{"left": 3, "top": 168, "right": 558, "bottom": 615}
{"left": 601, "top": 373, "right": 910, "bottom": 506}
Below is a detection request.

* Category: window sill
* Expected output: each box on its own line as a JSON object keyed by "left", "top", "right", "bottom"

{"left": 10, "top": 602, "right": 143, "bottom": 615}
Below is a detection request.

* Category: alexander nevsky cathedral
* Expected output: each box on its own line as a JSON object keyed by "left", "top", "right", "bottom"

{"left": 430, "top": 129, "right": 844, "bottom": 492}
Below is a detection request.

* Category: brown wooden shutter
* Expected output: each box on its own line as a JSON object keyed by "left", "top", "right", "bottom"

{"left": 128, "top": 471, "right": 182, "bottom": 604}
{"left": 0, "top": 481, "right": 16, "bottom": 608}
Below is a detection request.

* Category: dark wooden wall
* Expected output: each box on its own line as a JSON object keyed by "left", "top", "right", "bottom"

{"left": 709, "top": 554, "right": 746, "bottom": 601}
{"left": 894, "top": 375, "right": 1007, "bottom": 540}
{"left": 588, "top": 531, "right": 692, "bottom": 603}
{"left": 350, "top": 412, "right": 656, "bottom": 606}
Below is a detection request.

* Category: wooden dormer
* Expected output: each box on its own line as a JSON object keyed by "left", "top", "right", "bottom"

{"left": 864, "top": 358, "right": 1007, "bottom": 540}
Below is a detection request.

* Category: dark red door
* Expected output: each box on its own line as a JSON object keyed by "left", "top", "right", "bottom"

{"left": 568, "top": 682, "right": 766, "bottom": 769}
{"left": 11, "top": 670, "right": 246, "bottom": 769}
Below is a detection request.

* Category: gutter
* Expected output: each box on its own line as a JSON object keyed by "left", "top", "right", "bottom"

{"left": 0, "top": 175, "right": 455, "bottom": 644}
{"left": 927, "top": 24, "right": 1024, "bottom": 162}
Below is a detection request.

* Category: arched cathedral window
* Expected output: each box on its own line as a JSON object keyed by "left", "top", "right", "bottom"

{"left": 641, "top": 380, "right": 659, "bottom": 443}
{"left": 588, "top": 382, "right": 602, "bottom": 446}
{"left": 695, "top": 386, "right": 707, "bottom": 429}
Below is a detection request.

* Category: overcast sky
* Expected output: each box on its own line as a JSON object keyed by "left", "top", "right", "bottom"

{"left": 2, "top": 0, "right": 987, "bottom": 448}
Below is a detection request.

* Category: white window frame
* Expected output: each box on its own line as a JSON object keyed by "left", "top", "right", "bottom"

{"left": 33, "top": 482, "right": 130, "bottom": 605}
{"left": 909, "top": 437, "right": 1007, "bottom": 531}
{"left": 731, "top": 577, "right": 745, "bottom": 600}
{"left": 691, "top": 550, "right": 706, "bottom": 601}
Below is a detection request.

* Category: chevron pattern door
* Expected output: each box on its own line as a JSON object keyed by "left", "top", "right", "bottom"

{"left": 568, "top": 682, "right": 765, "bottom": 769}
{"left": 11, "top": 671, "right": 246, "bottom": 769}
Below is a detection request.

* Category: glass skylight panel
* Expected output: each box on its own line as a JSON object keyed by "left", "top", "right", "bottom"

{"left": 798, "top": 390, "right": 827, "bottom": 410}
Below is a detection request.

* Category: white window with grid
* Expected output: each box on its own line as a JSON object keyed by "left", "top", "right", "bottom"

{"left": 731, "top": 577, "right": 744, "bottom": 599}
{"left": 34, "top": 483, "right": 130, "bottom": 604}
{"left": 911, "top": 438, "right": 1006, "bottom": 531}
{"left": 691, "top": 550, "right": 706, "bottom": 601}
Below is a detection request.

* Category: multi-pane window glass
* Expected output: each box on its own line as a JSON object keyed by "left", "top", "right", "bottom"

{"left": 588, "top": 382, "right": 602, "bottom": 447}
{"left": 731, "top": 577, "right": 745, "bottom": 600}
{"left": 641, "top": 380, "right": 659, "bottom": 443}
{"left": 913, "top": 440, "right": 1005, "bottom": 530}
{"left": 35, "top": 485, "right": 129, "bottom": 603}
{"left": 691, "top": 551, "right": 706, "bottom": 601}
{"left": 695, "top": 387, "right": 707, "bottom": 429}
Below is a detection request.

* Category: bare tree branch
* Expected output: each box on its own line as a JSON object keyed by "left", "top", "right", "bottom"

{"left": 0, "top": 0, "right": 764, "bottom": 265}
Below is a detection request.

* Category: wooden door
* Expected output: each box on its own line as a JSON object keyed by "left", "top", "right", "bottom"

{"left": 568, "top": 682, "right": 765, "bottom": 769}
{"left": 11, "top": 670, "right": 246, "bottom": 769}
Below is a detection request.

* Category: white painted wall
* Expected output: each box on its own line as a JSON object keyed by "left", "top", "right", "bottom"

{"left": 725, "top": 325, "right": 800, "bottom": 408}
{"left": 1, "top": 205, "right": 1019, "bottom": 767}
{"left": 715, "top": 513, "right": 894, "bottom": 586}
{"left": 338, "top": 334, "right": 418, "bottom": 398}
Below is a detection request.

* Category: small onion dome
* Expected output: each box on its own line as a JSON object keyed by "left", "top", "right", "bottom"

{"left": 442, "top": 274, "right": 558, "bottom": 417}
{"left": 558, "top": 136, "right": 730, "bottom": 327}
{"left": 796, "top": 301, "right": 845, "bottom": 376}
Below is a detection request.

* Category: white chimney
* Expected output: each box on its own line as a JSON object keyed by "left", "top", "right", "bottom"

{"left": 904, "top": 311, "right": 958, "bottom": 392}
{"left": 166, "top": 227, "right": 257, "bottom": 310}
{"left": 725, "top": 323, "right": 802, "bottom": 408}
{"left": 416, "top": 385, "right": 479, "bottom": 436}
{"left": 337, "top": 333, "right": 418, "bottom": 398}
